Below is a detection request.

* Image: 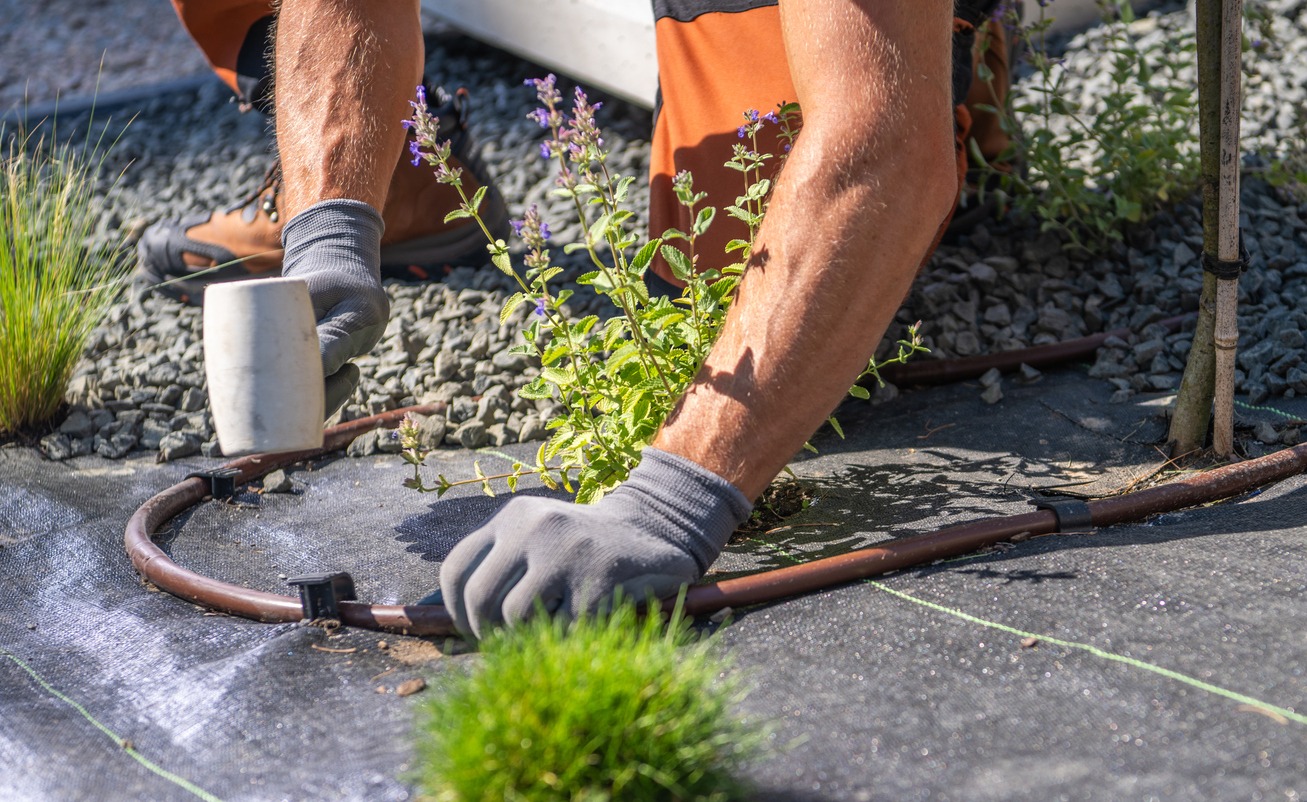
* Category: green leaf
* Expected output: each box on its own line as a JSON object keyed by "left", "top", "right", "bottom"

{"left": 630, "top": 238, "right": 662, "bottom": 273}
{"left": 848, "top": 385, "right": 870, "bottom": 400}
{"left": 541, "top": 366, "right": 575, "bottom": 387}
{"left": 827, "top": 415, "right": 845, "bottom": 439}
{"left": 499, "top": 292, "right": 527, "bottom": 325}
{"left": 444, "top": 209, "right": 472, "bottom": 224}
{"left": 692, "top": 207, "right": 717, "bottom": 238}
{"left": 518, "top": 378, "right": 553, "bottom": 400}
{"left": 470, "top": 185, "right": 488, "bottom": 215}
{"left": 491, "top": 249, "right": 514, "bottom": 276}
{"left": 660, "top": 244, "right": 694, "bottom": 282}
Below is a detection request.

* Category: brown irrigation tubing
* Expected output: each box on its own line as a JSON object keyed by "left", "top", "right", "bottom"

{"left": 876, "top": 313, "right": 1193, "bottom": 387}
{"left": 127, "top": 320, "right": 1307, "bottom": 637}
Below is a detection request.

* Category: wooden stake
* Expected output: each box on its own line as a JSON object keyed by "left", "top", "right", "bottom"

{"left": 1212, "top": 0, "right": 1243, "bottom": 457}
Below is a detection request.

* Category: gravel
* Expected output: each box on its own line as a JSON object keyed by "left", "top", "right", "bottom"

{"left": 24, "top": 0, "right": 1307, "bottom": 461}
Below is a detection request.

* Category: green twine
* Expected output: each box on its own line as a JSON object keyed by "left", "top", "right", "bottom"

{"left": 1, "top": 646, "right": 227, "bottom": 802}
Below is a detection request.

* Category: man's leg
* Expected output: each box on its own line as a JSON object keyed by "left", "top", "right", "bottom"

{"left": 272, "top": 0, "right": 418, "bottom": 413}
{"left": 142, "top": 0, "right": 506, "bottom": 303}
{"left": 654, "top": 0, "right": 959, "bottom": 498}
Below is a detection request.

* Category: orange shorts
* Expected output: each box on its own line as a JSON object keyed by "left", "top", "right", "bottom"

{"left": 170, "top": 0, "right": 275, "bottom": 111}
{"left": 648, "top": 0, "right": 1012, "bottom": 286}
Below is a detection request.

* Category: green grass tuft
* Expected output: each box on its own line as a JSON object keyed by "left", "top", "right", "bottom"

{"left": 414, "top": 599, "right": 763, "bottom": 802}
{"left": 0, "top": 123, "right": 127, "bottom": 434}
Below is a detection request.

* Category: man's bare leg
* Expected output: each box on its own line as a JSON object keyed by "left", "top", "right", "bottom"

{"left": 655, "top": 0, "right": 958, "bottom": 498}
{"left": 275, "top": 0, "right": 422, "bottom": 218}
{"left": 272, "top": 0, "right": 423, "bottom": 412}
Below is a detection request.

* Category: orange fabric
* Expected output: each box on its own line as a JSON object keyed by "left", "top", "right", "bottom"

{"left": 649, "top": 8, "right": 975, "bottom": 288}
{"left": 649, "top": 8, "right": 796, "bottom": 286}
{"left": 170, "top": 0, "right": 272, "bottom": 97}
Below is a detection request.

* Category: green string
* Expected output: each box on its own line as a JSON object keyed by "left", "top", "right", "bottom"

{"left": 867, "top": 581, "right": 1305, "bottom": 725}
{"left": 1234, "top": 398, "right": 1303, "bottom": 422}
{"left": 1, "top": 646, "right": 227, "bottom": 802}
{"left": 754, "top": 540, "right": 1304, "bottom": 726}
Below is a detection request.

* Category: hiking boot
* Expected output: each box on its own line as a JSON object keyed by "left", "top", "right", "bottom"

{"left": 135, "top": 88, "right": 509, "bottom": 305}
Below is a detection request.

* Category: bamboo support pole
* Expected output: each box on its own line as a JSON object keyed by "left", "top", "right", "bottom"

{"left": 1212, "top": 0, "right": 1243, "bottom": 457}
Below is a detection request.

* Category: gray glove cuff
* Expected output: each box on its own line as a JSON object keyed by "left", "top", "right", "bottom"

{"left": 281, "top": 198, "right": 384, "bottom": 280}
{"left": 618, "top": 447, "right": 754, "bottom": 572}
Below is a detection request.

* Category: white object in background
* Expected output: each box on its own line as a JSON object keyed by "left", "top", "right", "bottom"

{"left": 421, "top": 0, "right": 658, "bottom": 108}
{"left": 203, "top": 278, "right": 324, "bottom": 456}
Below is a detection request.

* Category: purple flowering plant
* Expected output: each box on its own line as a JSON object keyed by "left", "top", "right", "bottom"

{"left": 397, "top": 78, "right": 805, "bottom": 502}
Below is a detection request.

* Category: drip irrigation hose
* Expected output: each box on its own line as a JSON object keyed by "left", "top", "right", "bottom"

{"left": 875, "top": 314, "right": 1192, "bottom": 387}
{"left": 125, "top": 317, "right": 1302, "bottom": 637}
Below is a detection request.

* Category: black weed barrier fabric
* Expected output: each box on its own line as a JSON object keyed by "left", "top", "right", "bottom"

{"left": 1, "top": 369, "right": 1304, "bottom": 801}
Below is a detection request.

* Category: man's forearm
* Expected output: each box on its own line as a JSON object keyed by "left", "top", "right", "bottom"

{"left": 654, "top": 0, "right": 958, "bottom": 499}
{"left": 274, "top": 0, "right": 422, "bottom": 218}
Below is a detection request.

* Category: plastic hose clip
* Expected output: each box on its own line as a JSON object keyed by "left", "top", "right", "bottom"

{"left": 1032, "top": 497, "right": 1095, "bottom": 532}
{"left": 185, "top": 468, "right": 241, "bottom": 500}
{"left": 1201, "top": 232, "right": 1251, "bottom": 281}
{"left": 287, "top": 572, "right": 357, "bottom": 621}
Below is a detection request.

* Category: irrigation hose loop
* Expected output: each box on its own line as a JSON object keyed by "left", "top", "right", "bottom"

{"left": 127, "top": 339, "right": 1307, "bottom": 637}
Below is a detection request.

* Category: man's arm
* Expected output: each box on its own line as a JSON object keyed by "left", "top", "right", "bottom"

{"left": 274, "top": 0, "right": 423, "bottom": 413}
{"left": 440, "top": 0, "right": 959, "bottom": 638}
{"left": 655, "top": 0, "right": 958, "bottom": 499}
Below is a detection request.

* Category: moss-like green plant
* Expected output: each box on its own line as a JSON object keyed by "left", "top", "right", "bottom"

{"left": 413, "top": 599, "right": 762, "bottom": 801}
{"left": 0, "top": 123, "right": 126, "bottom": 434}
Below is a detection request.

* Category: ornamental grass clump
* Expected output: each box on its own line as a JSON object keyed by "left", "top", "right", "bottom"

{"left": 0, "top": 124, "right": 126, "bottom": 434}
{"left": 413, "top": 599, "right": 761, "bottom": 802}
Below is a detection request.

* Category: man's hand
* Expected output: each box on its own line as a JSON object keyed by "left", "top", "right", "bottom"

{"left": 281, "top": 199, "right": 390, "bottom": 415}
{"left": 440, "top": 448, "right": 753, "bottom": 640}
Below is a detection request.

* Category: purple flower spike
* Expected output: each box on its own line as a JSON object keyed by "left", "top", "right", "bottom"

{"left": 539, "top": 221, "right": 551, "bottom": 241}
{"left": 737, "top": 126, "right": 747, "bottom": 139}
{"left": 763, "top": 111, "right": 779, "bottom": 124}
{"left": 539, "top": 141, "right": 552, "bottom": 160}
{"left": 747, "top": 109, "right": 760, "bottom": 123}
{"left": 511, "top": 219, "right": 526, "bottom": 236}
{"left": 408, "top": 139, "right": 422, "bottom": 166}
{"left": 415, "top": 85, "right": 426, "bottom": 105}
{"left": 534, "top": 298, "right": 547, "bottom": 316}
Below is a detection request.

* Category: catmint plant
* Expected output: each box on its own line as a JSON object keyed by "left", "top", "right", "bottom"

{"left": 399, "top": 82, "right": 922, "bottom": 503}
{"left": 970, "top": 0, "right": 1199, "bottom": 251}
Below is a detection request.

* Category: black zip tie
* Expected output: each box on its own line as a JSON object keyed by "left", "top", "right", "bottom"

{"left": 287, "top": 572, "right": 357, "bottom": 621}
{"left": 185, "top": 468, "right": 241, "bottom": 500}
{"left": 1201, "top": 232, "right": 1251, "bottom": 281}
{"left": 1032, "top": 498, "right": 1094, "bottom": 532}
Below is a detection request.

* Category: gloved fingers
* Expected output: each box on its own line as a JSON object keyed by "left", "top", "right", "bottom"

{"left": 439, "top": 530, "right": 497, "bottom": 640}
{"left": 463, "top": 554, "right": 529, "bottom": 641}
{"left": 317, "top": 313, "right": 386, "bottom": 380}
{"left": 500, "top": 572, "right": 568, "bottom": 628}
{"left": 323, "top": 363, "right": 360, "bottom": 418}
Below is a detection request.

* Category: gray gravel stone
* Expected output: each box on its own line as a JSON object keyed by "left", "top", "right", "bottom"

{"left": 453, "top": 420, "right": 488, "bottom": 449}
{"left": 981, "top": 384, "right": 1004, "bottom": 405}
{"left": 39, "top": 433, "right": 75, "bottom": 461}
{"left": 159, "top": 432, "right": 201, "bottom": 461}
{"left": 58, "top": 411, "right": 95, "bottom": 439}
{"left": 347, "top": 430, "right": 380, "bottom": 457}
{"left": 262, "top": 469, "right": 295, "bottom": 493}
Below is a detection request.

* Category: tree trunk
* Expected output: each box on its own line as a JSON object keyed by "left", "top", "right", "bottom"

{"left": 1167, "top": 0, "right": 1224, "bottom": 457}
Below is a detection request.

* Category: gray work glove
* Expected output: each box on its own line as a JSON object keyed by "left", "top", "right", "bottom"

{"left": 440, "top": 448, "right": 753, "bottom": 640}
{"left": 281, "top": 199, "right": 390, "bottom": 416}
